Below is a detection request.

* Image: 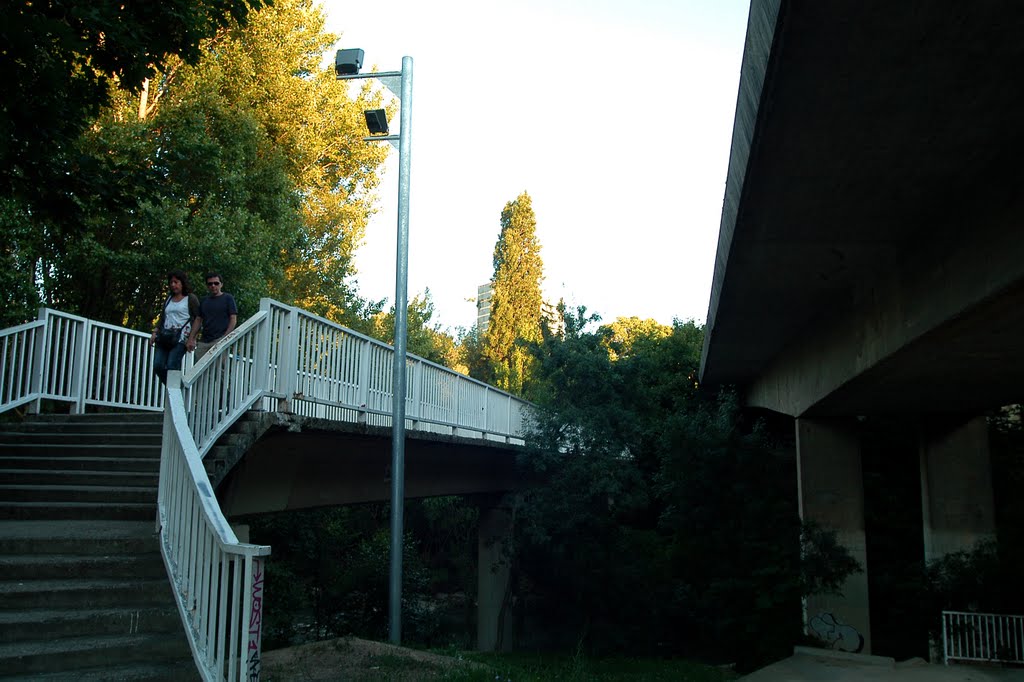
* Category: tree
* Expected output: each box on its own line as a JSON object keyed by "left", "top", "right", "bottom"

{"left": 0, "top": 0, "right": 268, "bottom": 214}
{"left": 505, "top": 307, "right": 860, "bottom": 669}
{"left": 483, "top": 191, "right": 544, "bottom": 394}
{"left": 371, "top": 290, "right": 464, "bottom": 370}
{"left": 8, "top": 0, "right": 391, "bottom": 329}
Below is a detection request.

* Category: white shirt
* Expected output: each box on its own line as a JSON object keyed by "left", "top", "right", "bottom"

{"left": 163, "top": 297, "right": 193, "bottom": 342}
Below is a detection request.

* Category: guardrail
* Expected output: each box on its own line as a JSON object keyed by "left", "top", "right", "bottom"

{"left": 161, "top": 373, "right": 270, "bottom": 681}
{"left": 259, "top": 299, "right": 528, "bottom": 444}
{"left": 1, "top": 302, "right": 533, "bottom": 680}
{"left": 942, "top": 610, "right": 1024, "bottom": 666}
{"left": 0, "top": 309, "right": 163, "bottom": 415}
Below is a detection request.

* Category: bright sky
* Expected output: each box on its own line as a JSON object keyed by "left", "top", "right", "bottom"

{"left": 321, "top": 0, "right": 751, "bottom": 331}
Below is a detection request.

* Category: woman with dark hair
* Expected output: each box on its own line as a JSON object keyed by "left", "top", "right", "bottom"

{"left": 150, "top": 269, "right": 200, "bottom": 385}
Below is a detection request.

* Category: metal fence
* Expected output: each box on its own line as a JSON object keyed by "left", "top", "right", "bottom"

{"left": 0, "top": 302, "right": 533, "bottom": 680}
{"left": 942, "top": 610, "right": 1024, "bottom": 666}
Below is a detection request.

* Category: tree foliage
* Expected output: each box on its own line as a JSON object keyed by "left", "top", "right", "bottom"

{"left": 1, "top": 0, "right": 268, "bottom": 212}
{"left": 3, "top": 0, "right": 390, "bottom": 329}
{"left": 482, "top": 192, "right": 544, "bottom": 394}
{"left": 505, "top": 307, "right": 861, "bottom": 670}
{"left": 371, "top": 290, "right": 464, "bottom": 370}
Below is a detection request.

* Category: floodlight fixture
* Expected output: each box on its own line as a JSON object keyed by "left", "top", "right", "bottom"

{"left": 364, "top": 109, "right": 389, "bottom": 135}
{"left": 335, "top": 48, "right": 364, "bottom": 76}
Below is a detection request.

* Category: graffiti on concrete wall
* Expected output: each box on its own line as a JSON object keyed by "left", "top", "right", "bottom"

{"left": 808, "top": 611, "right": 864, "bottom": 653}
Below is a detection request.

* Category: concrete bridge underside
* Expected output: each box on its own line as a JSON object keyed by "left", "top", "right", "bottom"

{"left": 216, "top": 416, "right": 524, "bottom": 652}
{"left": 699, "top": 0, "right": 1022, "bottom": 656}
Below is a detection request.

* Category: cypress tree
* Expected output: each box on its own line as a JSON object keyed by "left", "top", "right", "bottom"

{"left": 484, "top": 191, "right": 544, "bottom": 394}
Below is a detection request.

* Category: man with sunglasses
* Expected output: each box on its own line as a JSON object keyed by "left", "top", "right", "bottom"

{"left": 186, "top": 272, "right": 238, "bottom": 361}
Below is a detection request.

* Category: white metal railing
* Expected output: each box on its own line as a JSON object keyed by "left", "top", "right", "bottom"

{"left": 1, "top": 301, "right": 533, "bottom": 681}
{"left": 259, "top": 299, "right": 529, "bottom": 443}
{"left": 160, "top": 373, "right": 270, "bottom": 681}
{"left": 0, "top": 308, "right": 164, "bottom": 415}
{"left": 942, "top": 610, "right": 1024, "bottom": 666}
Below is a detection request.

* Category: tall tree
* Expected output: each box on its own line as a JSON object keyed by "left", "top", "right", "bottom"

{"left": 0, "top": 0, "right": 268, "bottom": 215}
{"left": 483, "top": 191, "right": 544, "bottom": 394}
{"left": 11, "top": 0, "right": 391, "bottom": 329}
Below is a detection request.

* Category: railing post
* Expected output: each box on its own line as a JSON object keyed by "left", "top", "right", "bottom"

{"left": 253, "top": 301, "right": 272, "bottom": 399}
{"left": 357, "top": 340, "right": 371, "bottom": 423}
{"left": 410, "top": 359, "right": 423, "bottom": 431}
{"left": 275, "top": 306, "right": 299, "bottom": 413}
{"left": 70, "top": 318, "right": 91, "bottom": 414}
{"left": 482, "top": 387, "right": 490, "bottom": 439}
{"left": 27, "top": 308, "right": 48, "bottom": 414}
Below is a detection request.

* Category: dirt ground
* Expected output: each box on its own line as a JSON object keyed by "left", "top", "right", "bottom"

{"left": 260, "top": 636, "right": 488, "bottom": 681}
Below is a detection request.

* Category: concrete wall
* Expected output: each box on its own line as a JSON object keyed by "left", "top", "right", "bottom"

{"left": 919, "top": 416, "right": 996, "bottom": 562}
{"left": 796, "top": 417, "right": 872, "bottom": 654}
{"left": 477, "top": 502, "right": 513, "bottom": 652}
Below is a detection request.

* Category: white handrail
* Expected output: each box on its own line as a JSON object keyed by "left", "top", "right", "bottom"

{"left": 0, "top": 302, "right": 534, "bottom": 681}
{"left": 942, "top": 610, "right": 1024, "bottom": 665}
{"left": 161, "top": 373, "right": 271, "bottom": 681}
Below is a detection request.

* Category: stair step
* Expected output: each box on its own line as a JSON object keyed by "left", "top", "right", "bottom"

{"left": 0, "top": 631, "right": 191, "bottom": 676}
{"left": 0, "top": 484, "right": 157, "bottom": 504}
{"left": 0, "top": 443, "right": 161, "bottom": 457}
{"left": 0, "top": 606, "right": 181, "bottom": 643}
{"left": 23, "top": 413, "right": 163, "bottom": 423}
{"left": 0, "top": 578, "right": 174, "bottom": 610}
{"left": 0, "top": 468, "right": 158, "bottom": 486}
{"left": 6, "top": 659, "right": 201, "bottom": 681}
{"left": 0, "top": 520, "right": 158, "bottom": 557}
{"left": 0, "top": 456, "right": 197, "bottom": 473}
{"left": 0, "top": 501, "right": 155, "bottom": 521}
{"left": 0, "top": 552, "right": 166, "bottom": 580}
{"left": 0, "top": 421, "right": 162, "bottom": 434}
{"left": 0, "top": 432, "right": 162, "bottom": 446}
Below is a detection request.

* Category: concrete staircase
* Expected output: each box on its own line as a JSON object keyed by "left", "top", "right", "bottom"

{"left": 0, "top": 412, "right": 198, "bottom": 680}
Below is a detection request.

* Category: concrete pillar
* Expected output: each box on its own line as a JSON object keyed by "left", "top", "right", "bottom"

{"left": 477, "top": 503, "right": 513, "bottom": 651}
{"left": 919, "top": 416, "right": 996, "bottom": 563}
{"left": 796, "top": 417, "right": 872, "bottom": 654}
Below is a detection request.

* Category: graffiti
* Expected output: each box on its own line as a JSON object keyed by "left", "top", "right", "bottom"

{"left": 808, "top": 611, "right": 864, "bottom": 653}
{"left": 248, "top": 559, "right": 264, "bottom": 681}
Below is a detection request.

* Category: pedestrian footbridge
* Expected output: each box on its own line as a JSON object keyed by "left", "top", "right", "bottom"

{"left": 0, "top": 299, "right": 532, "bottom": 680}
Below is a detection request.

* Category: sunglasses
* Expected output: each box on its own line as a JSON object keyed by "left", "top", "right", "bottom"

{"left": 206, "top": 281, "right": 221, "bottom": 287}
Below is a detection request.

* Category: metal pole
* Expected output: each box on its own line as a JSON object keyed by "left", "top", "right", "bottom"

{"left": 388, "top": 55, "right": 413, "bottom": 646}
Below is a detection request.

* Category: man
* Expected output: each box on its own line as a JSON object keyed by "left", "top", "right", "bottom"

{"left": 186, "top": 272, "right": 237, "bottom": 361}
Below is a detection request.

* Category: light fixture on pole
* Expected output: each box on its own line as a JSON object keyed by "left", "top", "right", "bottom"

{"left": 336, "top": 48, "right": 413, "bottom": 646}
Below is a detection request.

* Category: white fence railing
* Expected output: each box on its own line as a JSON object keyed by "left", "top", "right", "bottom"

{"left": 942, "top": 610, "right": 1024, "bottom": 666}
{"left": 161, "top": 374, "right": 270, "bottom": 681}
{"left": 0, "top": 309, "right": 164, "bottom": 414}
{"left": 0, "top": 301, "right": 533, "bottom": 681}
{"left": 258, "top": 299, "right": 529, "bottom": 443}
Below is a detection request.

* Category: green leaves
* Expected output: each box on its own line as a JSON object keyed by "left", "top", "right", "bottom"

{"left": 483, "top": 192, "right": 545, "bottom": 394}
{"left": 3, "top": 0, "right": 391, "bottom": 330}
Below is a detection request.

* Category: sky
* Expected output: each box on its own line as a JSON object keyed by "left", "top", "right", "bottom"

{"left": 320, "top": 0, "right": 751, "bottom": 331}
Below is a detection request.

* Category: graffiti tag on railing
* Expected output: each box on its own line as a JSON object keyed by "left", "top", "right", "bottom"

{"left": 248, "top": 559, "right": 264, "bottom": 681}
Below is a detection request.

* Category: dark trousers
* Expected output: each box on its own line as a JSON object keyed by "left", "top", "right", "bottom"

{"left": 154, "top": 342, "right": 186, "bottom": 385}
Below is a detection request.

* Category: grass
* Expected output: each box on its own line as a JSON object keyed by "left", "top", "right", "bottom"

{"left": 433, "top": 650, "right": 739, "bottom": 682}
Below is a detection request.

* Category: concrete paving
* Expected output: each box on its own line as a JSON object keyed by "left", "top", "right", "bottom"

{"left": 740, "top": 647, "right": 1024, "bottom": 681}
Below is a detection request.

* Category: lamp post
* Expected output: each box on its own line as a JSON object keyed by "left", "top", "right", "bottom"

{"left": 336, "top": 49, "right": 413, "bottom": 646}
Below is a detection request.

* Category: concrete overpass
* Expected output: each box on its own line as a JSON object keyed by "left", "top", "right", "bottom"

{"left": 210, "top": 412, "right": 527, "bottom": 653}
{"left": 699, "top": 0, "right": 1023, "bottom": 656}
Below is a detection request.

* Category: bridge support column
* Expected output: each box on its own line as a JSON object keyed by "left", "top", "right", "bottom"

{"left": 796, "top": 417, "right": 872, "bottom": 654}
{"left": 919, "top": 416, "right": 996, "bottom": 563}
{"left": 477, "top": 502, "right": 513, "bottom": 652}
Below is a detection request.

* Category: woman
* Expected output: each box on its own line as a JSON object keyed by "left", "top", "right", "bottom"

{"left": 150, "top": 269, "right": 200, "bottom": 385}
